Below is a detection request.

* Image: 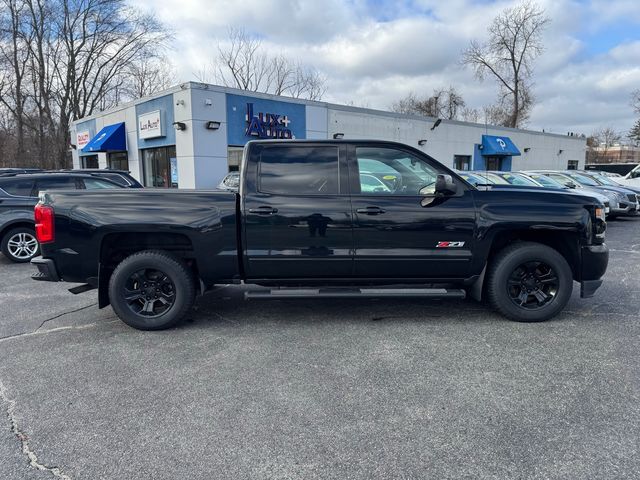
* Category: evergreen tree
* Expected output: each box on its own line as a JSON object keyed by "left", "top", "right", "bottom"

{"left": 629, "top": 119, "right": 640, "bottom": 146}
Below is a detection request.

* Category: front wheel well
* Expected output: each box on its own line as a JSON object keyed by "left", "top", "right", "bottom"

{"left": 487, "top": 229, "right": 580, "bottom": 278}
{"left": 470, "top": 229, "right": 581, "bottom": 302}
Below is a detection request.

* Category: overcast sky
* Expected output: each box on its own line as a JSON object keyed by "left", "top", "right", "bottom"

{"left": 134, "top": 0, "right": 640, "bottom": 136}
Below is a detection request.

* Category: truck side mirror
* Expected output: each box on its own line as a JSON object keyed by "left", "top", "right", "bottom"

{"left": 565, "top": 181, "right": 577, "bottom": 188}
{"left": 435, "top": 174, "right": 456, "bottom": 195}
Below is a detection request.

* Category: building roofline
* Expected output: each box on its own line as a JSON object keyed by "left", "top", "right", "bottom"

{"left": 71, "top": 81, "right": 585, "bottom": 142}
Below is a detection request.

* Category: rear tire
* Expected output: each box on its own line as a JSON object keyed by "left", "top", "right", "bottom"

{"left": 486, "top": 242, "right": 573, "bottom": 322}
{"left": 108, "top": 250, "right": 196, "bottom": 330}
{"left": 1, "top": 227, "right": 39, "bottom": 263}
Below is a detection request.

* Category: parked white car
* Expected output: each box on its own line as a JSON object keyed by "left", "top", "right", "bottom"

{"left": 612, "top": 164, "right": 640, "bottom": 188}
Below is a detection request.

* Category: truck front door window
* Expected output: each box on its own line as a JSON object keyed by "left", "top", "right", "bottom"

{"left": 356, "top": 148, "right": 438, "bottom": 196}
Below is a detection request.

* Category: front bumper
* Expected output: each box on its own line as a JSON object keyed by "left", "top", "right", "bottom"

{"left": 579, "top": 244, "right": 608, "bottom": 298}
{"left": 30, "top": 256, "right": 60, "bottom": 282}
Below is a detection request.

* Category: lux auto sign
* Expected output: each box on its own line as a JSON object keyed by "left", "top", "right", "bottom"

{"left": 245, "top": 103, "right": 293, "bottom": 139}
{"left": 138, "top": 110, "right": 163, "bottom": 139}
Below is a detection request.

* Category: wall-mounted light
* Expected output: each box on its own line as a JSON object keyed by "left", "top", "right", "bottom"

{"left": 333, "top": 133, "right": 344, "bottom": 139}
{"left": 430, "top": 119, "right": 442, "bottom": 130}
{"left": 175, "top": 99, "right": 185, "bottom": 106}
{"left": 205, "top": 121, "right": 221, "bottom": 130}
{"left": 205, "top": 98, "right": 213, "bottom": 106}
{"left": 558, "top": 149, "right": 564, "bottom": 155}
{"left": 418, "top": 139, "right": 427, "bottom": 146}
{"left": 173, "top": 121, "right": 186, "bottom": 131}
{"left": 523, "top": 147, "right": 531, "bottom": 152}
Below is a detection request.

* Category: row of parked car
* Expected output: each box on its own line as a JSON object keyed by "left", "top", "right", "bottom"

{"left": 456, "top": 169, "right": 640, "bottom": 219}
{"left": 0, "top": 169, "right": 142, "bottom": 263}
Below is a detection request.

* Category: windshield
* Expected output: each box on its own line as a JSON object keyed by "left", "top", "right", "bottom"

{"left": 473, "top": 172, "right": 510, "bottom": 184}
{"left": 459, "top": 173, "right": 487, "bottom": 186}
{"left": 588, "top": 173, "right": 617, "bottom": 186}
{"left": 498, "top": 173, "right": 540, "bottom": 186}
{"left": 527, "top": 174, "right": 565, "bottom": 189}
{"left": 567, "top": 173, "right": 599, "bottom": 187}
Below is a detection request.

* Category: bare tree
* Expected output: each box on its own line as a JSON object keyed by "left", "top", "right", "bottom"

{"left": 390, "top": 86, "right": 466, "bottom": 119}
{"left": 204, "top": 27, "right": 327, "bottom": 100}
{"left": 460, "top": 107, "right": 481, "bottom": 123}
{"left": 0, "top": 0, "right": 171, "bottom": 168}
{"left": 52, "top": 0, "right": 170, "bottom": 167}
{"left": 120, "top": 56, "right": 177, "bottom": 100}
{"left": 0, "top": 0, "right": 32, "bottom": 163}
{"left": 587, "top": 127, "right": 622, "bottom": 163}
{"left": 462, "top": 1, "right": 550, "bottom": 128}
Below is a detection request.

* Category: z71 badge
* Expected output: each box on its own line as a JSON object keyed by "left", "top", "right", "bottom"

{"left": 436, "top": 241, "right": 465, "bottom": 248}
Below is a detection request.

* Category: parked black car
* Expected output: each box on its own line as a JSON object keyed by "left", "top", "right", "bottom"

{"left": 0, "top": 173, "right": 122, "bottom": 263}
{"left": 53, "top": 169, "right": 143, "bottom": 188}
{"left": 0, "top": 168, "right": 44, "bottom": 176}
{"left": 32, "top": 140, "right": 608, "bottom": 330}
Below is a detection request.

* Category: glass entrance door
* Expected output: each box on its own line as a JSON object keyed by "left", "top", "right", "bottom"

{"left": 142, "top": 146, "right": 177, "bottom": 188}
{"left": 485, "top": 156, "right": 501, "bottom": 171}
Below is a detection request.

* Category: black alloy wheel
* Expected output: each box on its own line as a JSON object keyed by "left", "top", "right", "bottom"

{"left": 507, "top": 261, "right": 559, "bottom": 310}
{"left": 109, "top": 250, "right": 196, "bottom": 330}
{"left": 486, "top": 242, "right": 573, "bottom": 323}
{"left": 123, "top": 268, "right": 176, "bottom": 318}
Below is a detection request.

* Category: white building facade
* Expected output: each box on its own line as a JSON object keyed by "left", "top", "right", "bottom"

{"left": 71, "top": 82, "right": 586, "bottom": 189}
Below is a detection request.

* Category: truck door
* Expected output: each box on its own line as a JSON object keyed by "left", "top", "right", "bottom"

{"left": 242, "top": 143, "right": 353, "bottom": 279}
{"left": 348, "top": 144, "right": 477, "bottom": 279}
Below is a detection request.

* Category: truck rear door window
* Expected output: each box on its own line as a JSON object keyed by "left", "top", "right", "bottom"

{"left": 259, "top": 146, "right": 339, "bottom": 195}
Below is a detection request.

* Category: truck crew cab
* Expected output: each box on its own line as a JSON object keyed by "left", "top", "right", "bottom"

{"left": 31, "top": 140, "right": 609, "bottom": 330}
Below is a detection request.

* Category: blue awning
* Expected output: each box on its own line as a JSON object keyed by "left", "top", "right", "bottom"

{"left": 82, "top": 123, "right": 126, "bottom": 153}
{"left": 480, "top": 135, "right": 521, "bottom": 156}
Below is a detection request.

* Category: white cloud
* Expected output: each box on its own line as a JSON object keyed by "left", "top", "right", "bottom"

{"left": 132, "top": 0, "right": 640, "bottom": 135}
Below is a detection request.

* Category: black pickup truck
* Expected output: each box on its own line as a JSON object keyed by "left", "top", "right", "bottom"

{"left": 31, "top": 140, "right": 609, "bottom": 330}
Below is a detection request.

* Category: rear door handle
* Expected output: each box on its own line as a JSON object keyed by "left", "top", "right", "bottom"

{"left": 356, "top": 206, "right": 386, "bottom": 215}
{"left": 249, "top": 206, "right": 278, "bottom": 215}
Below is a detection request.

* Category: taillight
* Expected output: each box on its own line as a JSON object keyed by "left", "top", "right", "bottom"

{"left": 34, "top": 204, "right": 55, "bottom": 243}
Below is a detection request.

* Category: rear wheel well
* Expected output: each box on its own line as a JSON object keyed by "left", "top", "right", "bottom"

{"left": 0, "top": 221, "right": 35, "bottom": 241}
{"left": 99, "top": 233, "right": 200, "bottom": 307}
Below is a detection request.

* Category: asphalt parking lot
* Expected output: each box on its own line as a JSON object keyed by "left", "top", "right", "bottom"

{"left": 1, "top": 218, "right": 639, "bottom": 480}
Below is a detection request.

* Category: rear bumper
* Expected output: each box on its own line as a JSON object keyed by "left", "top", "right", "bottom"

{"left": 579, "top": 244, "right": 608, "bottom": 298}
{"left": 30, "top": 256, "right": 60, "bottom": 282}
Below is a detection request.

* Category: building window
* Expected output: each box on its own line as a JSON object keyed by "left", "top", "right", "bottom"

{"left": 142, "top": 146, "right": 177, "bottom": 188}
{"left": 567, "top": 160, "right": 579, "bottom": 170}
{"left": 81, "top": 155, "right": 98, "bottom": 169}
{"left": 108, "top": 152, "right": 129, "bottom": 171}
{"left": 228, "top": 147, "right": 243, "bottom": 172}
{"left": 453, "top": 155, "right": 471, "bottom": 171}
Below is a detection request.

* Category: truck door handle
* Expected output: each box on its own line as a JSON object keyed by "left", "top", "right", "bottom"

{"left": 356, "top": 206, "right": 386, "bottom": 215}
{"left": 249, "top": 206, "right": 278, "bottom": 215}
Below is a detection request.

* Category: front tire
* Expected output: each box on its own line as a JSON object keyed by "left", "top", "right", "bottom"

{"left": 486, "top": 242, "right": 573, "bottom": 322}
{"left": 108, "top": 250, "right": 196, "bottom": 330}
{"left": 1, "top": 227, "right": 39, "bottom": 263}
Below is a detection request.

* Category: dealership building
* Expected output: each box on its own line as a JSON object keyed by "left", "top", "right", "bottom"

{"left": 71, "top": 82, "right": 587, "bottom": 188}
